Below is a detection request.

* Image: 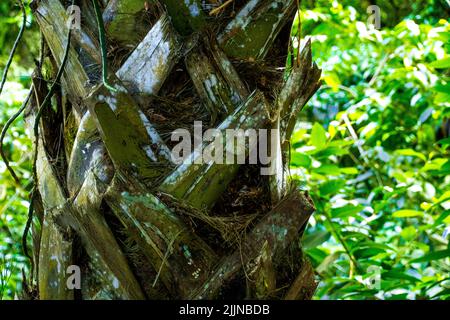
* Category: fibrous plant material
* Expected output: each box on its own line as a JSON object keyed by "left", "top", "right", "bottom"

{"left": 33, "top": 0, "right": 91, "bottom": 115}
{"left": 67, "top": 111, "right": 113, "bottom": 198}
{"left": 25, "top": 69, "right": 144, "bottom": 299}
{"left": 185, "top": 36, "right": 249, "bottom": 122}
{"left": 218, "top": 0, "right": 297, "bottom": 60}
{"left": 35, "top": 138, "right": 74, "bottom": 300}
{"left": 87, "top": 83, "right": 173, "bottom": 185}
{"left": 277, "top": 39, "right": 322, "bottom": 143}
{"left": 268, "top": 39, "right": 322, "bottom": 202}
{"left": 20, "top": 0, "right": 323, "bottom": 300}
{"left": 192, "top": 189, "right": 315, "bottom": 299}
{"left": 159, "top": 90, "right": 269, "bottom": 210}
{"left": 26, "top": 108, "right": 145, "bottom": 299}
{"left": 284, "top": 258, "right": 317, "bottom": 300}
{"left": 105, "top": 176, "right": 218, "bottom": 298}
{"left": 158, "top": 0, "right": 208, "bottom": 36}
{"left": 116, "top": 14, "right": 180, "bottom": 96}
{"left": 103, "top": 0, "right": 154, "bottom": 46}
{"left": 69, "top": 171, "right": 146, "bottom": 299}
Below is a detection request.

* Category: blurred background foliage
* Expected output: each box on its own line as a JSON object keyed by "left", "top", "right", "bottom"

{"left": 0, "top": 1, "right": 37, "bottom": 300}
{"left": 291, "top": 0, "right": 450, "bottom": 299}
{"left": 0, "top": 0, "right": 449, "bottom": 299}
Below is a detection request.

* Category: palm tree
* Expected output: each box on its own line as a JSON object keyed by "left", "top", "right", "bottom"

{"left": 24, "top": 0, "right": 321, "bottom": 300}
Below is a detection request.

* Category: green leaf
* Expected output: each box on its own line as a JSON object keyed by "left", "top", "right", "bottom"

{"left": 382, "top": 270, "right": 420, "bottom": 283}
{"left": 314, "top": 164, "right": 341, "bottom": 175}
{"left": 411, "top": 249, "right": 450, "bottom": 263}
{"left": 319, "top": 179, "right": 345, "bottom": 197}
{"left": 434, "top": 210, "right": 450, "bottom": 226}
{"left": 396, "top": 149, "right": 427, "bottom": 162}
{"left": 303, "top": 230, "right": 331, "bottom": 249}
{"left": 331, "top": 204, "right": 364, "bottom": 218}
{"left": 437, "top": 160, "right": 450, "bottom": 175}
{"left": 290, "top": 130, "right": 306, "bottom": 148}
{"left": 314, "top": 146, "right": 349, "bottom": 158}
{"left": 429, "top": 57, "right": 450, "bottom": 69}
{"left": 433, "top": 83, "right": 450, "bottom": 94}
{"left": 431, "top": 288, "right": 450, "bottom": 299}
{"left": 392, "top": 210, "right": 424, "bottom": 218}
{"left": 353, "top": 247, "right": 385, "bottom": 258}
{"left": 434, "top": 91, "right": 450, "bottom": 104}
{"left": 305, "top": 248, "right": 328, "bottom": 265}
{"left": 400, "top": 226, "right": 417, "bottom": 241}
{"left": 323, "top": 72, "right": 341, "bottom": 91}
{"left": 310, "top": 123, "right": 327, "bottom": 150}
{"left": 436, "top": 191, "right": 450, "bottom": 204}
{"left": 434, "top": 31, "right": 450, "bottom": 43}
{"left": 436, "top": 137, "right": 450, "bottom": 148}
{"left": 328, "top": 140, "right": 354, "bottom": 148}
{"left": 340, "top": 167, "right": 359, "bottom": 175}
{"left": 290, "top": 152, "right": 312, "bottom": 168}
{"left": 355, "top": 241, "right": 395, "bottom": 252}
{"left": 421, "top": 158, "right": 448, "bottom": 172}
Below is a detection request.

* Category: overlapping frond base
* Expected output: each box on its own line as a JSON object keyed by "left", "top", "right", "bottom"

{"left": 25, "top": 0, "right": 321, "bottom": 300}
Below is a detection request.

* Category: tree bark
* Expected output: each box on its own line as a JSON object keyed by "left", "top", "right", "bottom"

{"left": 26, "top": 0, "right": 321, "bottom": 300}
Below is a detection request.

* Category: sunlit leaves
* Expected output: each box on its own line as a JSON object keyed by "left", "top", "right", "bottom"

{"left": 396, "top": 149, "right": 427, "bottom": 162}
{"left": 310, "top": 122, "right": 328, "bottom": 150}
{"left": 331, "top": 204, "right": 364, "bottom": 218}
{"left": 411, "top": 250, "right": 450, "bottom": 263}
{"left": 292, "top": 0, "right": 449, "bottom": 300}
{"left": 392, "top": 210, "right": 424, "bottom": 218}
{"left": 429, "top": 57, "right": 450, "bottom": 69}
{"left": 319, "top": 179, "right": 346, "bottom": 197}
{"left": 290, "top": 152, "right": 312, "bottom": 168}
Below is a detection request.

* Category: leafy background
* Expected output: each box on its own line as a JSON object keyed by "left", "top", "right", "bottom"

{"left": 291, "top": 0, "right": 450, "bottom": 299}
{"left": 0, "top": 0, "right": 449, "bottom": 299}
{"left": 0, "top": 1, "right": 37, "bottom": 300}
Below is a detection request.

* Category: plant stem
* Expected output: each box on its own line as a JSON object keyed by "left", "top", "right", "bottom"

{"left": 92, "top": 0, "right": 117, "bottom": 92}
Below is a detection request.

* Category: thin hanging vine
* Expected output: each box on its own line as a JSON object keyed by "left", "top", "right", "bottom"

{"left": 92, "top": 0, "right": 117, "bottom": 92}
{"left": 0, "top": 0, "right": 27, "bottom": 186}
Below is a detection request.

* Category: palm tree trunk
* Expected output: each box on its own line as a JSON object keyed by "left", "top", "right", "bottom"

{"left": 25, "top": 0, "right": 321, "bottom": 300}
